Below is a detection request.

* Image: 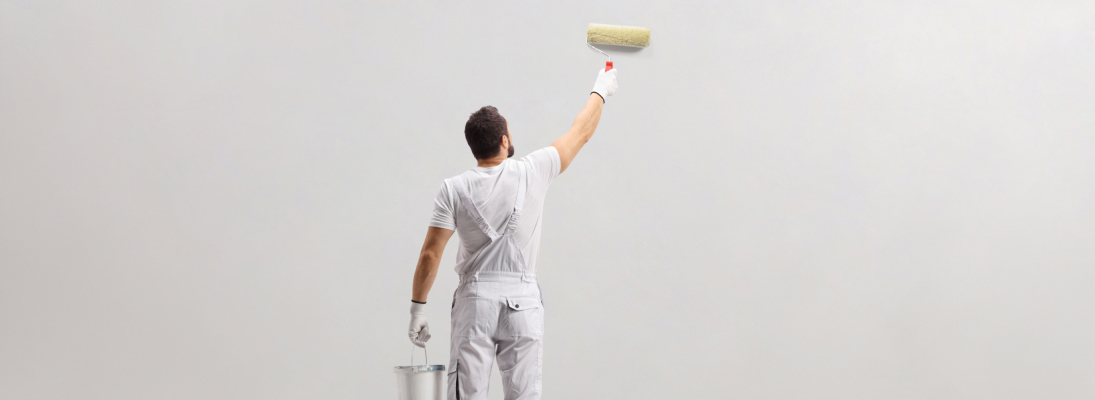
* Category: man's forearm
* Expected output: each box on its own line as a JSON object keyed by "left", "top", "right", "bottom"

{"left": 572, "top": 93, "right": 604, "bottom": 144}
{"left": 553, "top": 93, "right": 606, "bottom": 174}
{"left": 410, "top": 226, "right": 453, "bottom": 303}
{"left": 411, "top": 252, "right": 440, "bottom": 303}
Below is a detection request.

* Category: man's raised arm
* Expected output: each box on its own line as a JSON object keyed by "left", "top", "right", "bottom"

{"left": 552, "top": 68, "right": 618, "bottom": 174}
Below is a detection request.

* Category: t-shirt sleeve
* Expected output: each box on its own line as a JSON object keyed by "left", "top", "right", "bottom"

{"left": 428, "top": 180, "right": 457, "bottom": 231}
{"left": 524, "top": 146, "right": 561, "bottom": 186}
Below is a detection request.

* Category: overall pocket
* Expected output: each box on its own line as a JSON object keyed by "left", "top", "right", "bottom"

{"left": 503, "top": 297, "right": 544, "bottom": 337}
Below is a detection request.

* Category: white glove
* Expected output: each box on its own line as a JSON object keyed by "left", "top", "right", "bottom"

{"left": 590, "top": 68, "right": 618, "bottom": 102}
{"left": 408, "top": 302, "right": 430, "bottom": 348}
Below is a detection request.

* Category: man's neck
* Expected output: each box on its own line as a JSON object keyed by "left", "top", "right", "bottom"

{"left": 476, "top": 155, "right": 506, "bottom": 168}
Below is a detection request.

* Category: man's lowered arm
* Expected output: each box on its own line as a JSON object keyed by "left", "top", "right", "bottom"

{"left": 407, "top": 226, "right": 453, "bottom": 348}
{"left": 411, "top": 226, "right": 454, "bottom": 303}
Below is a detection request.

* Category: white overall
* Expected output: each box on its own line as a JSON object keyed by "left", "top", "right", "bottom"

{"left": 448, "top": 163, "right": 545, "bottom": 400}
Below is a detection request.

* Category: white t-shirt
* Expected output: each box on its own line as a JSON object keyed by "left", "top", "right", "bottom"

{"left": 429, "top": 146, "right": 561, "bottom": 276}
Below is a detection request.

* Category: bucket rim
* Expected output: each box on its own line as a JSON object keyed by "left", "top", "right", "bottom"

{"left": 393, "top": 365, "right": 446, "bottom": 373}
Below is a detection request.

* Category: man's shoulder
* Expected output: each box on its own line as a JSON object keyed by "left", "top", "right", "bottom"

{"left": 438, "top": 169, "right": 477, "bottom": 201}
{"left": 443, "top": 169, "right": 475, "bottom": 184}
{"left": 519, "top": 146, "right": 559, "bottom": 162}
{"left": 517, "top": 146, "right": 561, "bottom": 180}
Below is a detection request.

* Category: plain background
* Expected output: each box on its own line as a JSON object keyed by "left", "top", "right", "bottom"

{"left": 2, "top": 1, "right": 1094, "bottom": 399}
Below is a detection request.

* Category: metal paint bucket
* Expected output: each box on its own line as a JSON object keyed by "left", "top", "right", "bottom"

{"left": 394, "top": 345, "right": 445, "bottom": 400}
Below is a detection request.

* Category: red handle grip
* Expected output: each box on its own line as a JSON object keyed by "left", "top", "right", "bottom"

{"left": 605, "top": 61, "right": 613, "bottom": 72}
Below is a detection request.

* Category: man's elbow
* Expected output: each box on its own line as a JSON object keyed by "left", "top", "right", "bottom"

{"left": 576, "top": 132, "right": 592, "bottom": 146}
{"left": 418, "top": 249, "right": 443, "bottom": 265}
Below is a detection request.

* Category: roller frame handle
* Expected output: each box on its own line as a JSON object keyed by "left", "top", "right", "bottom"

{"left": 605, "top": 61, "right": 613, "bottom": 72}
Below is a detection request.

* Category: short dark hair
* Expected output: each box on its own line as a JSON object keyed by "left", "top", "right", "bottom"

{"left": 464, "top": 106, "right": 508, "bottom": 160}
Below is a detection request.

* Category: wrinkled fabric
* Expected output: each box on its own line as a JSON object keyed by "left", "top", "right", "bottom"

{"left": 429, "top": 147, "right": 561, "bottom": 277}
{"left": 448, "top": 163, "right": 544, "bottom": 400}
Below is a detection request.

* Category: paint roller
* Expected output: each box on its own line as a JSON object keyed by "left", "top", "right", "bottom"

{"left": 586, "top": 23, "right": 650, "bottom": 71}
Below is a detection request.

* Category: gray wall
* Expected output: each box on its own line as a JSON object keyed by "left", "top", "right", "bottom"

{"left": 2, "top": 1, "right": 1093, "bottom": 399}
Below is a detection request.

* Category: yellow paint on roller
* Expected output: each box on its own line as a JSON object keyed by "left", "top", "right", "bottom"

{"left": 586, "top": 23, "right": 651, "bottom": 48}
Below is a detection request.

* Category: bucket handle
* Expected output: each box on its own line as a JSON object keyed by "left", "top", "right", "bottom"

{"left": 410, "top": 343, "right": 428, "bottom": 366}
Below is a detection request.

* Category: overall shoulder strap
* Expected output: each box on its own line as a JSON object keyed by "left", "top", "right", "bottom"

{"left": 454, "top": 174, "right": 500, "bottom": 241}
{"left": 502, "top": 162, "right": 528, "bottom": 236}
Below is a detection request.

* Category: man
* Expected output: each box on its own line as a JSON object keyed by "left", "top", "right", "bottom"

{"left": 406, "top": 68, "right": 618, "bottom": 400}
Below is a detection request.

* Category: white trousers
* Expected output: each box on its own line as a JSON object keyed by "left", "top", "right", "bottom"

{"left": 449, "top": 274, "right": 544, "bottom": 400}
